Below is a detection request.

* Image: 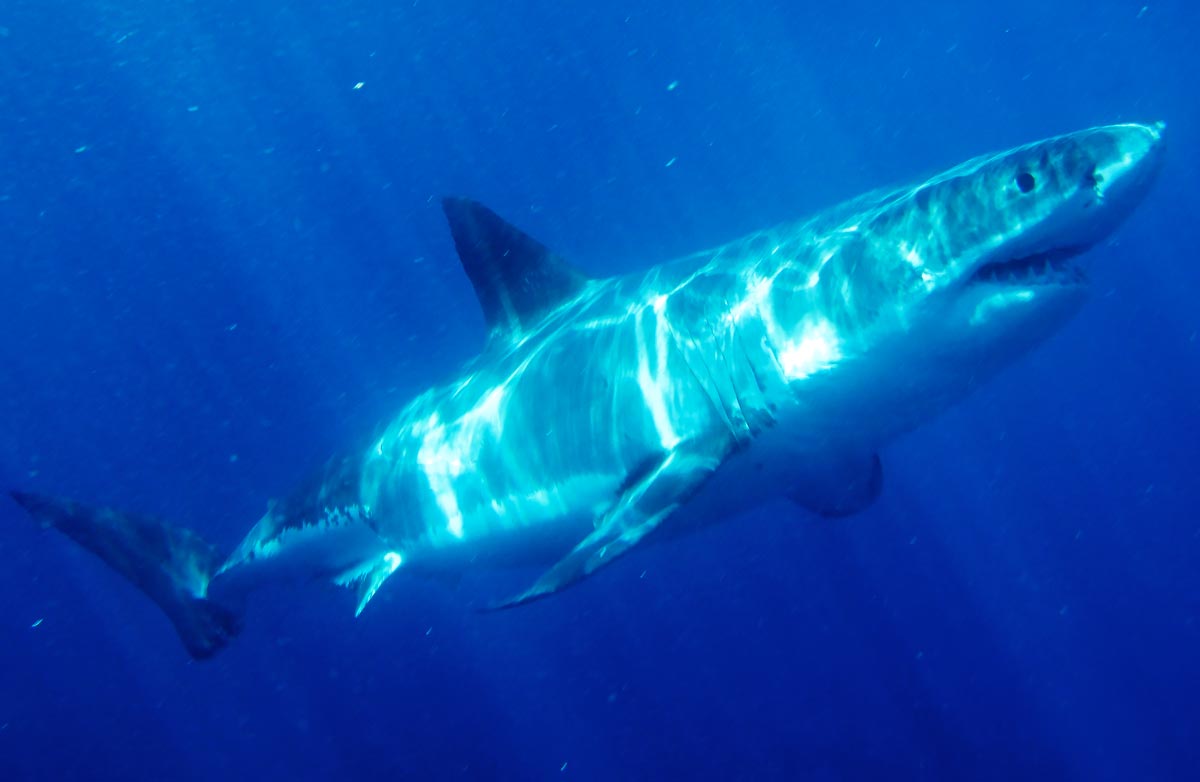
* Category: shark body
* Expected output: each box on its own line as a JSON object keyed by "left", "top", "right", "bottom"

{"left": 12, "top": 122, "right": 1164, "bottom": 658}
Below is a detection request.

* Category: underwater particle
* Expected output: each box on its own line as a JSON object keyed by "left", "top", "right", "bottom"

{"left": 1137, "top": 6, "right": 1148, "bottom": 19}
{"left": 353, "top": 82, "right": 365, "bottom": 90}
{"left": 229, "top": 454, "right": 239, "bottom": 463}
{"left": 74, "top": 145, "right": 88, "bottom": 154}
{"left": 187, "top": 105, "right": 199, "bottom": 112}
{"left": 666, "top": 80, "right": 678, "bottom": 91}
{"left": 31, "top": 619, "right": 43, "bottom": 628}
{"left": 665, "top": 157, "right": 676, "bottom": 167}
{"left": 560, "top": 763, "right": 568, "bottom": 772}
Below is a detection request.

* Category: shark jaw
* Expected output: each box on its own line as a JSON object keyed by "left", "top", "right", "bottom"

{"left": 970, "top": 245, "right": 1090, "bottom": 288}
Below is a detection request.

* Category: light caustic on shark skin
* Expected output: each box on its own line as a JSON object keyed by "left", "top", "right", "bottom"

{"left": 9, "top": 122, "right": 1164, "bottom": 659}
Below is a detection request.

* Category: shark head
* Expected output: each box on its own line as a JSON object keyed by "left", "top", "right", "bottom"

{"left": 758, "top": 122, "right": 1164, "bottom": 441}
{"left": 872, "top": 124, "right": 1158, "bottom": 348}
{"left": 899, "top": 122, "right": 1166, "bottom": 350}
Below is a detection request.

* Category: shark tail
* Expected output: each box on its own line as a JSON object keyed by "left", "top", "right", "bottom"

{"left": 9, "top": 490, "right": 241, "bottom": 660}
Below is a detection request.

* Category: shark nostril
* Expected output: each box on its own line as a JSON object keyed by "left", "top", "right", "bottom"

{"left": 1015, "top": 171, "right": 1036, "bottom": 193}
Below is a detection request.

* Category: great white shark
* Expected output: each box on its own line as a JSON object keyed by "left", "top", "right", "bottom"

{"left": 11, "top": 122, "right": 1164, "bottom": 659}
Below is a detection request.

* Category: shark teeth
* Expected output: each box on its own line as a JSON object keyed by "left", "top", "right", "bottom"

{"left": 971, "top": 246, "right": 1087, "bottom": 286}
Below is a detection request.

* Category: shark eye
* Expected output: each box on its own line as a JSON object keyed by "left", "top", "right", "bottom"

{"left": 1015, "top": 171, "right": 1036, "bottom": 193}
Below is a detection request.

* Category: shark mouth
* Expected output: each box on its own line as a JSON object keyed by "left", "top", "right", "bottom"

{"left": 971, "top": 246, "right": 1089, "bottom": 286}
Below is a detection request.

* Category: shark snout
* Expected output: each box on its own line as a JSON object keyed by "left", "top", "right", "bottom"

{"left": 1090, "top": 121, "right": 1165, "bottom": 209}
{"left": 1038, "top": 121, "right": 1166, "bottom": 256}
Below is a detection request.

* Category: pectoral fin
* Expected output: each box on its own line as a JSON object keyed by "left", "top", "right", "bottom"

{"left": 489, "top": 448, "right": 721, "bottom": 609}
{"left": 333, "top": 551, "right": 404, "bottom": 616}
{"left": 787, "top": 452, "right": 883, "bottom": 518}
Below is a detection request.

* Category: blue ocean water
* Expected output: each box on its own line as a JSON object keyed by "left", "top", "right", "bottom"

{"left": 1, "top": 0, "right": 1197, "bottom": 779}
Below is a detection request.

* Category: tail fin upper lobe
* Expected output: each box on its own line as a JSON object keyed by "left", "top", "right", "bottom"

{"left": 9, "top": 490, "right": 241, "bottom": 659}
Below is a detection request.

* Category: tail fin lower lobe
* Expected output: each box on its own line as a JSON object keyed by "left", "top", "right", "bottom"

{"left": 9, "top": 491, "right": 241, "bottom": 659}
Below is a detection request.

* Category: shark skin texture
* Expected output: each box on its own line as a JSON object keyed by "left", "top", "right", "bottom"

{"left": 10, "top": 122, "right": 1165, "bottom": 658}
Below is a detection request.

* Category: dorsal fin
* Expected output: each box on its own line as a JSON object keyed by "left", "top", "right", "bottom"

{"left": 442, "top": 197, "right": 589, "bottom": 334}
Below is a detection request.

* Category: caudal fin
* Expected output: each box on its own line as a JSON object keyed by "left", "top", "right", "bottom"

{"left": 9, "top": 490, "right": 241, "bottom": 659}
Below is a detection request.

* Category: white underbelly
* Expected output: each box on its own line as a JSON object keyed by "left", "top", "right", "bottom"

{"left": 397, "top": 472, "right": 618, "bottom": 573}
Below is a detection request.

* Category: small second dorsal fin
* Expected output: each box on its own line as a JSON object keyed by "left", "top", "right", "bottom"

{"left": 442, "top": 197, "right": 590, "bottom": 335}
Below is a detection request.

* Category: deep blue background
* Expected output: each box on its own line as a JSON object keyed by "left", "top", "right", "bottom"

{"left": 1, "top": 1, "right": 1198, "bottom": 780}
